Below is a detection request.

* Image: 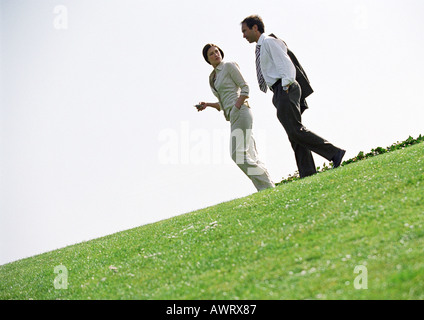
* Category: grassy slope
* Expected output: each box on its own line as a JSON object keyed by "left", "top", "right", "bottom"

{"left": 0, "top": 143, "right": 423, "bottom": 300}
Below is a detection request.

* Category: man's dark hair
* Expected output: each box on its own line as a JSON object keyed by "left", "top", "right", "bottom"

{"left": 241, "top": 15, "right": 265, "bottom": 34}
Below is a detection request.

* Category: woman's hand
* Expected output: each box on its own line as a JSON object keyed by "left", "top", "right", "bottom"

{"left": 196, "top": 102, "right": 221, "bottom": 112}
{"left": 196, "top": 102, "right": 208, "bottom": 112}
{"left": 235, "top": 95, "right": 248, "bottom": 109}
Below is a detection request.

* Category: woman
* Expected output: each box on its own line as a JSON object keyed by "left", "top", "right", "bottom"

{"left": 197, "top": 44, "right": 274, "bottom": 191}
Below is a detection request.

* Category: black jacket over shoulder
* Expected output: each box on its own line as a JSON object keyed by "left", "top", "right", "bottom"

{"left": 269, "top": 34, "right": 313, "bottom": 114}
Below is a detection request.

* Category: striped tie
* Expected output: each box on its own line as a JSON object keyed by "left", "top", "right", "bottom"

{"left": 255, "top": 45, "right": 267, "bottom": 93}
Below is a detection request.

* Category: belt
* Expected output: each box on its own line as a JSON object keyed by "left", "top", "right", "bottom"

{"left": 270, "top": 79, "right": 296, "bottom": 92}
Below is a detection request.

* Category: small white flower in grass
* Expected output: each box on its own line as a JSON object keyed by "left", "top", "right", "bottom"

{"left": 109, "top": 265, "right": 118, "bottom": 272}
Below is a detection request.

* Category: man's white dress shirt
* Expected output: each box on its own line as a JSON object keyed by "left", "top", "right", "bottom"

{"left": 257, "top": 33, "right": 296, "bottom": 89}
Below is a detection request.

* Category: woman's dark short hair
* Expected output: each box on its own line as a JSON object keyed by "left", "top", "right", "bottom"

{"left": 202, "top": 44, "right": 224, "bottom": 65}
{"left": 241, "top": 15, "right": 265, "bottom": 34}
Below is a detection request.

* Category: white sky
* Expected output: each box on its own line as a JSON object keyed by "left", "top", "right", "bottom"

{"left": 1, "top": 0, "right": 423, "bottom": 265}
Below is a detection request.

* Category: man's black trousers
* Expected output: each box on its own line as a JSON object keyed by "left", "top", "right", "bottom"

{"left": 271, "top": 80, "right": 340, "bottom": 178}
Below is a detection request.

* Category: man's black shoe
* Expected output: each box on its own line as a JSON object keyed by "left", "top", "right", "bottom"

{"left": 332, "top": 149, "right": 346, "bottom": 168}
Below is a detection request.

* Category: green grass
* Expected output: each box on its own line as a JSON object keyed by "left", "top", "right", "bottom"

{"left": 1, "top": 143, "right": 423, "bottom": 300}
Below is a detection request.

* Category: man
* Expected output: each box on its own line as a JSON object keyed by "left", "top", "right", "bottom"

{"left": 241, "top": 15, "right": 345, "bottom": 178}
